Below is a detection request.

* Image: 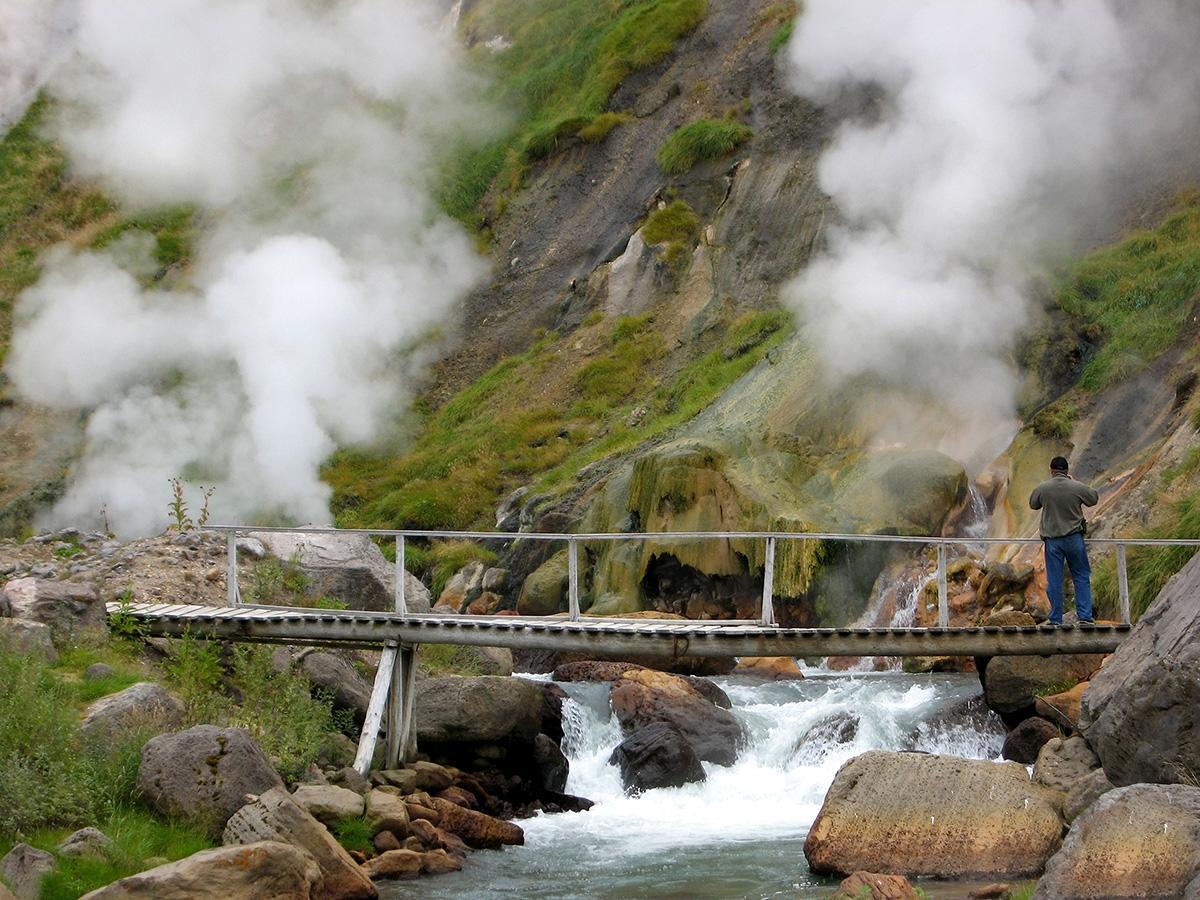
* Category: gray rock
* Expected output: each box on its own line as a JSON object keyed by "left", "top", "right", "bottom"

{"left": 314, "top": 732, "right": 357, "bottom": 769}
{"left": 0, "top": 592, "right": 9, "bottom": 617}
{"left": 1063, "top": 767, "right": 1114, "bottom": 823}
{"left": 1033, "top": 784, "right": 1200, "bottom": 898}
{"left": 805, "top": 751, "right": 1063, "bottom": 879}
{"left": 609, "top": 722, "right": 706, "bottom": 794}
{"left": 1034, "top": 736, "right": 1100, "bottom": 793}
{"left": 982, "top": 653, "right": 1105, "bottom": 715}
{"left": 409, "top": 760, "right": 453, "bottom": 792}
{"left": 1002, "top": 717, "right": 1061, "bottom": 765}
{"left": 482, "top": 567, "right": 507, "bottom": 593}
{"left": 4, "top": 577, "right": 103, "bottom": 637}
{"left": 57, "top": 827, "right": 113, "bottom": 859}
{"left": 252, "top": 531, "right": 430, "bottom": 613}
{"left": 84, "top": 662, "right": 116, "bottom": 681}
{"left": 28, "top": 564, "right": 55, "bottom": 578}
{"left": 415, "top": 676, "right": 542, "bottom": 744}
{"left": 365, "top": 788, "right": 410, "bottom": 837}
{"left": 222, "top": 787, "right": 377, "bottom": 899}
{"left": 533, "top": 733, "right": 569, "bottom": 793}
{"left": 335, "top": 767, "right": 372, "bottom": 796}
{"left": 78, "top": 841, "right": 321, "bottom": 899}
{"left": 378, "top": 769, "right": 418, "bottom": 793}
{"left": 234, "top": 537, "right": 267, "bottom": 560}
{"left": 80, "top": 682, "right": 185, "bottom": 745}
{"left": 0, "top": 619, "right": 57, "bottom": 664}
{"left": 297, "top": 651, "right": 372, "bottom": 725}
{"left": 1081, "top": 550, "right": 1200, "bottom": 786}
{"left": 138, "top": 726, "right": 283, "bottom": 837}
{"left": 0, "top": 843, "right": 55, "bottom": 900}
{"left": 290, "top": 784, "right": 365, "bottom": 826}
{"left": 437, "top": 562, "right": 485, "bottom": 612}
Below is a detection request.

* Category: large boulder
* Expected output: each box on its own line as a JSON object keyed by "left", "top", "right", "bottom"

{"left": 78, "top": 841, "right": 322, "bottom": 899}
{"left": 608, "top": 722, "right": 707, "bottom": 794}
{"left": 1001, "top": 717, "right": 1061, "bottom": 765}
{"left": 1062, "top": 768, "right": 1114, "bottom": 823}
{"left": 1033, "top": 784, "right": 1200, "bottom": 899}
{"left": 415, "top": 676, "right": 541, "bottom": 744}
{"left": 1080, "top": 551, "right": 1200, "bottom": 786}
{"left": 138, "top": 726, "right": 284, "bottom": 837}
{"left": 804, "top": 751, "right": 1063, "bottom": 878}
{"left": 3, "top": 577, "right": 103, "bottom": 637}
{"left": 553, "top": 660, "right": 644, "bottom": 682}
{"left": 428, "top": 797, "right": 524, "bottom": 849}
{"left": 516, "top": 551, "right": 568, "bottom": 616}
{"left": 533, "top": 733, "right": 569, "bottom": 793}
{"left": 0, "top": 844, "right": 54, "bottom": 900}
{"left": 1033, "top": 736, "right": 1100, "bottom": 794}
{"left": 290, "top": 784, "right": 364, "bottom": 826}
{"left": 981, "top": 654, "right": 1105, "bottom": 718}
{"left": 80, "top": 682, "right": 185, "bottom": 744}
{"left": 222, "top": 787, "right": 377, "bottom": 899}
{"left": 609, "top": 669, "right": 744, "bottom": 766}
{"left": 0, "top": 619, "right": 57, "bottom": 663}
{"left": 252, "top": 532, "right": 430, "bottom": 613}
{"left": 296, "top": 651, "right": 372, "bottom": 725}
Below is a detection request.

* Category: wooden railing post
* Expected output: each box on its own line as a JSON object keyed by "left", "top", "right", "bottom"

{"left": 568, "top": 539, "right": 580, "bottom": 621}
{"left": 355, "top": 642, "right": 398, "bottom": 776}
{"left": 761, "top": 536, "right": 777, "bottom": 626}
{"left": 1117, "top": 543, "right": 1131, "bottom": 625}
{"left": 936, "top": 543, "right": 948, "bottom": 627}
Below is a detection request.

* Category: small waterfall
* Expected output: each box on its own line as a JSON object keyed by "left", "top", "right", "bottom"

{"left": 960, "top": 482, "right": 991, "bottom": 542}
{"left": 440, "top": 0, "right": 463, "bottom": 34}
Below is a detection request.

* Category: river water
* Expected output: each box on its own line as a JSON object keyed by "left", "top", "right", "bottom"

{"left": 383, "top": 671, "right": 1005, "bottom": 899}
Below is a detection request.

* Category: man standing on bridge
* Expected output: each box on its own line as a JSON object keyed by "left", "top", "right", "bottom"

{"left": 1029, "top": 456, "right": 1100, "bottom": 626}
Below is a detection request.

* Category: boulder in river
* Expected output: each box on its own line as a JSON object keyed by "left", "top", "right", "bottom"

{"left": 428, "top": 797, "right": 524, "bottom": 849}
{"left": 609, "top": 721, "right": 707, "bottom": 794}
{"left": 732, "top": 656, "right": 805, "bottom": 679}
{"left": 791, "top": 713, "right": 860, "bottom": 764}
{"left": 833, "top": 871, "right": 920, "bottom": 900}
{"left": 222, "top": 787, "right": 377, "bottom": 899}
{"left": 78, "top": 841, "right": 322, "bottom": 899}
{"left": 1032, "top": 784, "right": 1200, "bottom": 898}
{"left": 609, "top": 668, "right": 744, "bottom": 765}
{"left": 1001, "top": 717, "right": 1061, "bottom": 765}
{"left": 138, "top": 725, "right": 283, "bottom": 837}
{"left": 1033, "top": 736, "right": 1100, "bottom": 794}
{"left": 1080, "top": 550, "right": 1200, "bottom": 786}
{"left": 415, "top": 676, "right": 541, "bottom": 744}
{"left": 980, "top": 653, "right": 1105, "bottom": 721}
{"left": 805, "top": 751, "right": 1063, "bottom": 878}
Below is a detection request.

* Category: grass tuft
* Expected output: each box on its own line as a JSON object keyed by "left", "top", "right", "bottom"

{"left": 656, "top": 117, "right": 753, "bottom": 175}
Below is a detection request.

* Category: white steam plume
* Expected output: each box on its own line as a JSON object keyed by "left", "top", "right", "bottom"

{"left": 7, "top": 0, "right": 493, "bottom": 536}
{"left": 0, "top": 0, "right": 75, "bottom": 131}
{"left": 784, "top": 0, "right": 1200, "bottom": 465}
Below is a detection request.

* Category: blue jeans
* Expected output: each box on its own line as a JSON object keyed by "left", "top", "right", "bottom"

{"left": 1044, "top": 531, "right": 1093, "bottom": 623}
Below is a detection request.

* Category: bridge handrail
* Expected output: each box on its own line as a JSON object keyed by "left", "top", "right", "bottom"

{"left": 204, "top": 524, "right": 1200, "bottom": 628}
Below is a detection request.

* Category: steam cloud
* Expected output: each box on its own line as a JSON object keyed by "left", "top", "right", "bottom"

{"left": 784, "top": 0, "right": 1200, "bottom": 465}
{"left": 0, "top": 0, "right": 74, "bottom": 131}
{"left": 8, "top": 0, "right": 492, "bottom": 536}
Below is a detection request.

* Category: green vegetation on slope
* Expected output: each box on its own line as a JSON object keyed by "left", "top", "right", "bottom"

{"left": 1058, "top": 194, "right": 1200, "bottom": 390}
{"left": 440, "top": 0, "right": 708, "bottom": 225}
{"left": 656, "top": 117, "right": 754, "bottom": 175}
{"left": 327, "top": 309, "right": 792, "bottom": 541}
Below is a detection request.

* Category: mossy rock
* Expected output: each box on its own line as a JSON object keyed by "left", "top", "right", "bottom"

{"left": 517, "top": 550, "right": 570, "bottom": 616}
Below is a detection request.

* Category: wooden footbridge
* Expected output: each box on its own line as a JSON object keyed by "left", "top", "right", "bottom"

{"left": 107, "top": 525, "right": 1196, "bottom": 775}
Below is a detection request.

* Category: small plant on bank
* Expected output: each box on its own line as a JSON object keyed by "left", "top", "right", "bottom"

{"left": 578, "top": 111, "right": 632, "bottom": 143}
{"left": 167, "top": 479, "right": 215, "bottom": 532}
{"left": 656, "top": 117, "right": 753, "bottom": 175}
{"left": 331, "top": 816, "right": 374, "bottom": 854}
{"left": 642, "top": 199, "right": 700, "bottom": 272}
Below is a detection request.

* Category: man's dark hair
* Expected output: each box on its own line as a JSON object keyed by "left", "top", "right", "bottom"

{"left": 1050, "top": 456, "right": 1069, "bottom": 472}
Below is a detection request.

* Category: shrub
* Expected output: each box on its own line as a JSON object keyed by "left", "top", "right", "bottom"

{"left": 656, "top": 117, "right": 753, "bottom": 175}
{"left": 578, "top": 111, "right": 631, "bottom": 143}
{"left": 331, "top": 816, "right": 374, "bottom": 854}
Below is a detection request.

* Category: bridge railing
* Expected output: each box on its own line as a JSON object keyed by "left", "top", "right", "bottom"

{"left": 202, "top": 525, "right": 1200, "bottom": 627}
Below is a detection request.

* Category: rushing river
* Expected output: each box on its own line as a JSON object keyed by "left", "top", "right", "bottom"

{"left": 381, "top": 671, "right": 1006, "bottom": 899}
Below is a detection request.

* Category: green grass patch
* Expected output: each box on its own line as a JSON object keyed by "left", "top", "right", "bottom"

{"left": 769, "top": 19, "right": 794, "bottom": 54}
{"left": 1165, "top": 446, "right": 1200, "bottom": 486}
{"left": 91, "top": 204, "right": 198, "bottom": 272}
{"left": 656, "top": 117, "right": 753, "bottom": 175}
{"left": 32, "top": 808, "right": 214, "bottom": 900}
{"left": 1059, "top": 197, "right": 1200, "bottom": 390}
{"left": 642, "top": 199, "right": 700, "bottom": 272}
{"left": 440, "top": 0, "right": 708, "bottom": 225}
{"left": 578, "top": 111, "right": 632, "bottom": 143}
{"left": 1094, "top": 489, "right": 1200, "bottom": 620}
{"left": 331, "top": 816, "right": 374, "bottom": 854}
{"left": 243, "top": 553, "right": 311, "bottom": 605}
{"left": 1028, "top": 400, "right": 1078, "bottom": 440}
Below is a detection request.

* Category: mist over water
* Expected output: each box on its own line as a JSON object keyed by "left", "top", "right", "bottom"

{"left": 6, "top": 0, "right": 495, "bottom": 536}
{"left": 0, "top": 0, "right": 74, "bottom": 132}
{"left": 783, "top": 0, "right": 1200, "bottom": 461}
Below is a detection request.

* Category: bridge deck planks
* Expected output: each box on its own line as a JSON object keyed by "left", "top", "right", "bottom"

{"left": 107, "top": 602, "right": 1130, "bottom": 659}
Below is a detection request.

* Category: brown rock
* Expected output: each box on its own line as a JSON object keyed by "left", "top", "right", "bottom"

{"left": 1002, "top": 717, "right": 1061, "bottom": 765}
{"left": 1033, "top": 736, "right": 1100, "bottom": 793}
{"left": 834, "top": 871, "right": 919, "bottom": 899}
{"left": 401, "top": 837, "right": 424, "bottom": 853}
{"left": 983, "top": 654, "right": 1105, "bottom": 716}
{"left": 404, "top": 801, "right": 439, "bottom": 823}
{"left": 430, "top": 798, "right": 524, "bottom": 849}
{"left": 377, "top": 769, "right": 417, "bottom": 793}
{"left": 372, "top": 831, "right": 401, "bottom": 853}
{"left": 969, "top": 885, "right": 1012, "bottom": 899}
{"left": 1062, "top": 768, "right": 1114, "bottom": 823}
{"left": 982, "top": 609, "right": 1037, "bottom": 628}
{"left": 365, "top": 789, "right": 410, "bottom": 837}
{"left": 419, "top": 849, "right": 462, "bottom": 875}
{"left": 436, "top": 786, "right": 477, "bottom": 809}
{"left": 805, "top": 751, "right": 1063, "bottom": 878}
{"left": 78, "top": 842, "right": 321, "bottom": 899}
{"left": 361, "top": 849, "right": 421, "bottom": 881}
{"left": 552, "top": 660, "right": 644, "bottom": 682}
{"left": 290, "top": 784, "right": 365, "bottom": 826}
{"left": 610, "top": 669, "right": 744, "bottom": 765}
{"left": 222, "top": 787, "right": 377, "bottom": 899}
{"left": 732, "top": 656, "right": 805, "bottom": 679}
{"left": 409, "top": 761, "right": 454, "bottom": 792}
{"left": 1034, "top": 682, "right": 1087, "bottom": 730}
{"left": 1032, "top": 784, "right": 1200, "bottom": 898}
{"left": 465, "top": 591, "right": 503, "bottom": 616}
